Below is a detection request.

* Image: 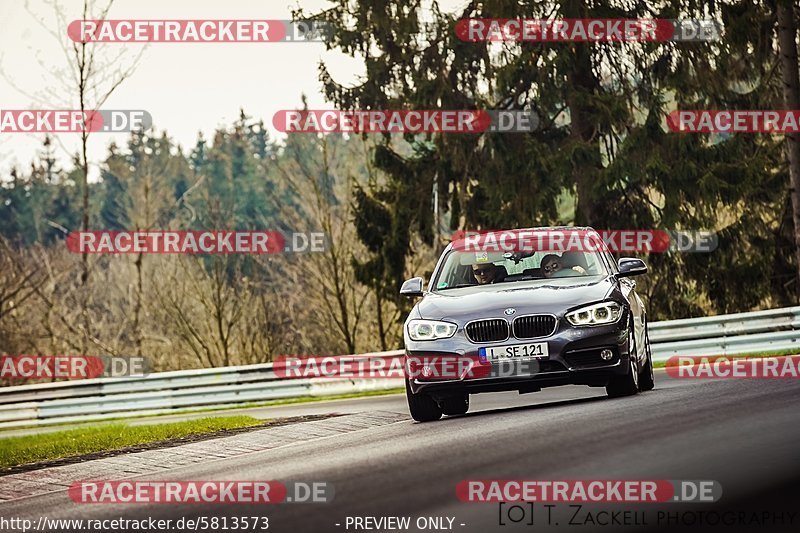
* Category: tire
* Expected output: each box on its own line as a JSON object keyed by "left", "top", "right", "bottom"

{"left": 606, "top": 319, "right": 640, "bottom": 398}
{"left": 638, "top": 320, "right": 655, "bottom": 392}
{"left": 440, "top": 393, "right": 469, "bottom": 416}
{"left": 405, "top": 379, "right": 442, "bottom": 422}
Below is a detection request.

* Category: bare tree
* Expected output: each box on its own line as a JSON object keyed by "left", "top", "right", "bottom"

{"left": 11, "top": 0, "right": 143, "bottom": 352}
{"left": 0, "top": 238, "right": 47, "bottom": 353}
{"left": 270, "top": 133, "right": 370, "bottom": 355}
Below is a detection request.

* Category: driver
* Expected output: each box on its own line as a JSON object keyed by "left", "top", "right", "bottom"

{"left": 472, "top": 263, "right": 505, "bottom": 285}
{"left": 541, "top": 254, "right": 587, "bottom": 278}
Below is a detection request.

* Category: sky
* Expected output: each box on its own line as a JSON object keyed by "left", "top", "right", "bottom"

{"left": 0, "top": 0, "right": 411, "bottom": 180}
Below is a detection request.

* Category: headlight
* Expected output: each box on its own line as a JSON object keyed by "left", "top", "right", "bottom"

{"left": 407, "top": 320, "right": 458, "bottom": 341}
{"left": 566, "top": 302, "right": 623, "bottom": 326}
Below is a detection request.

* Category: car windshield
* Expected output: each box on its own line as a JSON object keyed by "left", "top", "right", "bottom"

{"left": 432, "top": 249, "right": 608, "bottom": 290}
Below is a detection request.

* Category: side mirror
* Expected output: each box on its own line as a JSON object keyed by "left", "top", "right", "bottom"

{"left": 400, "top": 277, "right": 424, "bottom": 297}
{"left": 617, "top": 258, "right": 648, "bottom": 277}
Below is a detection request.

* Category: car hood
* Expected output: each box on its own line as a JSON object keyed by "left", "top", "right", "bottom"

{"left": 416, "top": 276, "right": 617, "bottom": 321}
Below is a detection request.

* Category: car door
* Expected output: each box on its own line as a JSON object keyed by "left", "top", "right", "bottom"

{"left": 604, "top": 251, "right": 646, "bottom": 363}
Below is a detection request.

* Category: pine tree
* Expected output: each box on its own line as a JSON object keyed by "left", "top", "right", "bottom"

{"left": 307, "top": 0, "right": 794, "bottom": 318}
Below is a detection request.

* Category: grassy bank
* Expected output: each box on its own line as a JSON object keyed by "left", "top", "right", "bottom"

{"left": 0, "top": 415, "right": 263, "bottom": 470}
{"left": 0, "top": 387, "right": 406, "bottom": 433}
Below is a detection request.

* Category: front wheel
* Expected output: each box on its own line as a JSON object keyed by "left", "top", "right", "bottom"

{"left": 606, "top": 320, "right": 640, "bottom": 398}
{"left": 638, "top": 320, "right": 655, "bottom": 391}
{"left": 405, "top": 379, "right": 442, "bottom": 422}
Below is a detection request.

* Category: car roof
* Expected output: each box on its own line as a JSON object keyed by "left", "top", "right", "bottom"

{"left": 443, "top": 226, "right": 602, "bottom": 253}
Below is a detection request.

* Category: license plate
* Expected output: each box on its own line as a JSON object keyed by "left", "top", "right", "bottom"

{"left": 480, "top": 342, "right": 548, "bottom": 361}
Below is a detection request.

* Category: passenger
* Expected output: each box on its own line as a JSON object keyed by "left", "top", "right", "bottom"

{"left": 472, "top": 263, "right": 505, "bottom": 285}
{"left": 541, "top": 254, "right": 587, "bottom": 278}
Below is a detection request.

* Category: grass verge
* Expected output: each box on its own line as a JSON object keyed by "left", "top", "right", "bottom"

{"left": 0, "top": 387, "right": 406, "bottom": 433}
{"left": 0, "top": 415, "right": 263, "bottom": 470}
{"left": 208, "top": 387, "right": 406, "bottom": 412}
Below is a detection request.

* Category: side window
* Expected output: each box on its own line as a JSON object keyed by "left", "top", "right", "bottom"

{"left": 432, "top": 252, "right": 458, "bottom": 288}
{"left": 503, "top": 260, "right": 525, "bottom": 276}
{"left": 526, "top": 254, "right": 543, "bottom": 270}
{"left": 588, "top": 236, "right": 615, "bottom": 273}
{"left": 582, "top": 253, "right": 601, "bottom": 274}
{"left": 505, "top": 255, "right": 540, "bottom": 275}
{"left": 524, "top": 253, "right": 545, "bottom": 269}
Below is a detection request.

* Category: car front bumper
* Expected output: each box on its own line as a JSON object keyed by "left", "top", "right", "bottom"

{"left": 405, "top": 318, "right": 631, "bottom": 397}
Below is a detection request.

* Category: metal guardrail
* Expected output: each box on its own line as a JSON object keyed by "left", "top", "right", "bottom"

{"left": 1, "top": 307, "right": 799, "bottom": 429}
{"left": 0, "top": 351, "right": 404, "bottom": 428}
{"left": 648, "top": 306, "right": 800, "bottom": 357}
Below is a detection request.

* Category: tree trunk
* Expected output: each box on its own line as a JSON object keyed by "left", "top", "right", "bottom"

{"left": 777, "top": 0, "right": 800, "bottom": 299}
{"left": 375, "top": 288, "right": 387, "bottom": 351}
{"left": 564, "top": 0, "right": 601, "bottom": 226}
{"left": 79, "top": 98, "right": 91, "bottom": 354}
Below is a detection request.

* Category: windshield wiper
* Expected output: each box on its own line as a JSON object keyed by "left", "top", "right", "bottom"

{"left": 437, "top": 283, "right": 477, "bottom": 290}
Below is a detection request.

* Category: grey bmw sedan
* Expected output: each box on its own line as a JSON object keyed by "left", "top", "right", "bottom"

{"left": 400, "top": 227, "right": 655, "bottom": 422}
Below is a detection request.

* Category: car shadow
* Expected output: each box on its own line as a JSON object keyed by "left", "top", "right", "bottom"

{"left": 441, "top": 394, "right": 609, "bottom": 421}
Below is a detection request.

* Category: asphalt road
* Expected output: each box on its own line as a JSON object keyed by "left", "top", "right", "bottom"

{"left": 3, "top": 370, "right": 800, "bottom": 532}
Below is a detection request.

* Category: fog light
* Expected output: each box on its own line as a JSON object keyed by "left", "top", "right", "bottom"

{"left": 600, "top": 349, "right": 613, "bottom": 361}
